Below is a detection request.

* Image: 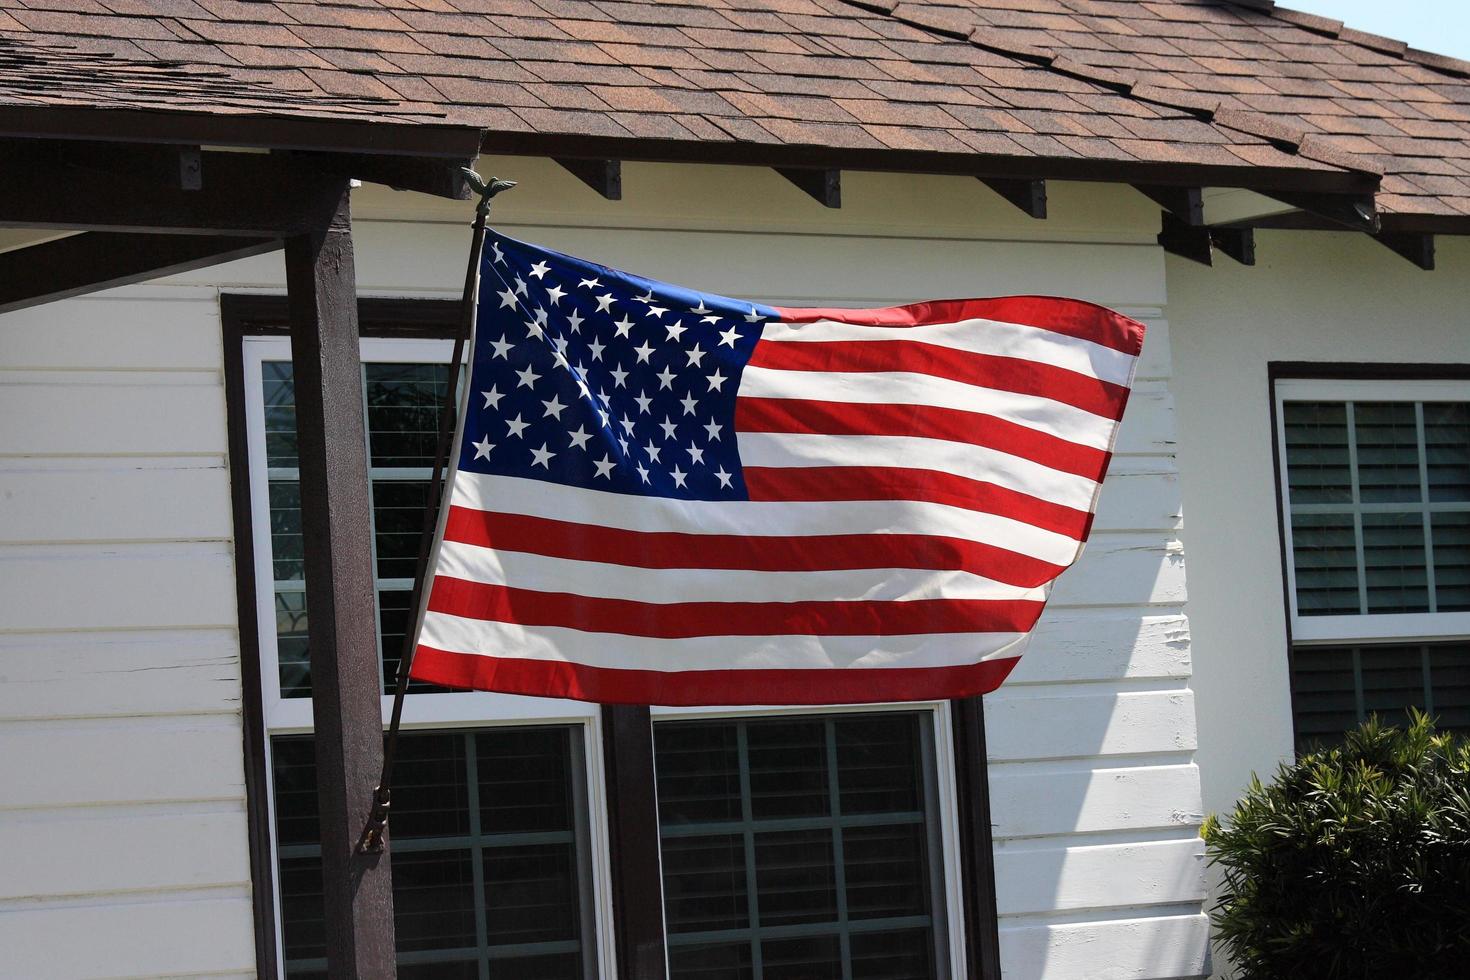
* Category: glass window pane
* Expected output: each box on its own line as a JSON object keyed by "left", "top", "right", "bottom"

{"left": 1361, "top": 512, "right": 1428, "bottom": 613}
{"left": 754, "top": 829, "right": 836, "bottom": 926}
{"left": 1290, "top": 512, "right": 1360, "bottom": 615}
{"left": 483, "top": 842, "right": 582, "bottom": 946}
{"left": 394, "top": 849, "right": 477, "bottom": 952}
{"left": 655, "top": 713, "right": 944, "bottom": 979}
{"left": 748, "top": 720, "right": 828, "bottom": 820}
{"left": 1284, "top": 401, "right": 1351, "bottom": 504}
{"left": 1423, "top": 402, "right": 1470, "bottom": 502}
{"left": 1428, "top": 644, "right": 1470, "bottom": 732}
{"left": 272, "top": 728, "right": 591, "bottom": 978}
{"left": 655, "top": 721, "right": 742, "bottom": 826}
{"left": 851, "top": 929, "right": 935, "bottom": 980}
{"left": 276, "top": 590, "right": 311, "bottom": 699}
{"left": 366, "top": 362, "right": 452, "bottom": 468}
{"left": 263, "top": 361, "right": 298, "bottom": 469}
{"left": 477, "top": 727, "right": 576, "bottom": 834}
{"left": 1360, "top": 644, "right": 1428, "bottom": 722}
{"left": 844, "top": 824, "right": 930, "bottom": 920}
{"left": 1432, "top": 512, "right": 1470, "bottom": 612}
{"left": 374, "top": 479, "right": 432, "bottom": 580}
{"left": 761, "top": 935, "right": 842, "bottom": 980}
{"left": 1353, "top": 402, "right": 1421, "bottom": 504}
{"left": 668, "top": 942, "right": 754, "bottom": 980}
{"left": 270, "top": 479, "right": 304, "bottom": 582}
{"left": 661, "top": 834, "right": 749, "bottom": 935}
{"left": 836, "top": 714, "right": 923, "bottom": 815}
{"left": 1290, "top": 647, "right": 1360, "bottom": 752}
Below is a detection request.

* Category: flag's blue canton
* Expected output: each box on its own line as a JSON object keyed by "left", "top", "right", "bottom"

{"left": 456, "top": 231, "right": 778, "bottom": 500}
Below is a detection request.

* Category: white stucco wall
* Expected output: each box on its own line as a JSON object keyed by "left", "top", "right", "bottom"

{"left": 0, "top": 158, "right": 1206, "bottom": 979}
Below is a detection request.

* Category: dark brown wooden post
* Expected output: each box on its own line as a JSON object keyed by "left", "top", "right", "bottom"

{"left": 601, "top": 705, "right": 669, "bottom": 979}
{"left": 286, "top": 177, "right": 397, "bottom": 978}
{"left": 952, "top": 695, "right": 1003, "bottom": 980}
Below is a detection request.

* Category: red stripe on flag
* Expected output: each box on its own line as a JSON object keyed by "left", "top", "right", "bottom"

{"left": 748, "top": 339, "right": 1128, "bottom": 420}
{"left": 411, "top": 644, "right": 1021, "bottom": 706}
{"left": 427, "top": 577, "right": 1045, "bottom": 637}
{"left": 743, "top": 466, "right": 1093, "bottom": 540}
{"left": 442, "top": 506, "right": 1066, "bottom": 587}
{"left": 772, "top": 296, "right": 1145, "bottom": 356}
{"left": 736, "top": 396, "right": 1110, "bottom": 479}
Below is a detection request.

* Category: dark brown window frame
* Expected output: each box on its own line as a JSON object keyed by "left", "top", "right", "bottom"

{"left": 222, "top": 293, "right": 1002, "bottom": 980}
{"left": 1267, "top": 361, "right": 1470, "bottom": 751}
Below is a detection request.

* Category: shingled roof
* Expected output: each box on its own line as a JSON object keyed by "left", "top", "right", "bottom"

{"left": 890, "top": 0, "right": 1470, "bottom": 228}
{"left": 3, "top": 0, "right": 1467, "bottom": 225}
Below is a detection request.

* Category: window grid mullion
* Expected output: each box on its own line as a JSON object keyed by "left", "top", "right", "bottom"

{"left": 736, "top": 722, "right": 763, "bottom": 976}
{"left": 1422, "top": 644, "right": 1435, "bottom": 717}
{"left": 1345, "top": 403, "right": 1369, "bottom": 615}
{"left": 1352, "top": 647, "right": 1365, "bottom": 723}
{"left": 1415, "top": 402, "right": 1439, "bottom": 613}
{"left": 824, "top": 718, "right": 854, "bottom": 980}
{"left": 464, "top": 733, "right": 493, "bottom": 980}
{"left": 359, "top": 363, "right": 389, "bottom": 693}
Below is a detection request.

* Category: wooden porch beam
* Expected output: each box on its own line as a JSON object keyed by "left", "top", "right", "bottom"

{"left": 292, "top": 151, "right": 475, "bottom": 200}
{"left": 555, "top": 157, "right": 623, "bottom": 200}
{"left": 602, "top": 706, "right": 668, "bottom": 979}
{"left": 285, "top": 178, "right": 398, "bottom": 978}
{"left": 0, "top": 143, "right": 371, "bottom": 235}
{"left": 0, "top": 231, "right": 279, "bottom": 315}
{"left": 775, "top": 167, "right": 841, "bottom": 208}
{"left": 952, "top": 696, "right": 1003, "bottom": 980}
{"left": 1134, "top": 184, "right": 1205, "bottom": 225}
{"left": 978, "top": 176, "right": 1047, "bottom": 218}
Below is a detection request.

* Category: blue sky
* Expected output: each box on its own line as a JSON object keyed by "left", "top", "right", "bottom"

{"left": 1278, "top": 0, "right": 1470, "bottom": 60}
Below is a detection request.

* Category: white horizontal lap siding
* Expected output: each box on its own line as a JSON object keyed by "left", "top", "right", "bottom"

{"left": 0, "top": 162, "right": 1202, "bottom": 980}
{"left": 987, "top": 313, "right": 1207, "bottom": 980}
{"left": 0, "top": 289, "right": 256, "bottom": 980}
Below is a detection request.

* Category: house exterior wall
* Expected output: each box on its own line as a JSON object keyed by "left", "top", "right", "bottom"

{"left": 1167, "top": 231, "right": 1470, "bottom": 823}
{"left": 0, "top": 159, "right": 1204, "bottom": 979}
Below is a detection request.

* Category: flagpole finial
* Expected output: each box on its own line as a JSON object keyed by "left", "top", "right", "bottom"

{"left": 461, "top": 168, "right": 517, "bottom": 217}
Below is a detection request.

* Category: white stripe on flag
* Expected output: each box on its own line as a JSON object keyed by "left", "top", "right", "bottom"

{"left": 418, "top": 610, "right": 1030, "bottom": 672}
{"left": 738, "top": 366, "right": 1118, "bottom": 450}
{"left": 736, "top": 431, "right": 1101, "bottom": 512}
{"left": 434, "top": 539, "right": 1049, "bottom": 605}
{"left": 449, "top": 472, "right": 1083, "bottom": 565}
{"left": 760, "top": 316, "right": 1137, "bottom": 387}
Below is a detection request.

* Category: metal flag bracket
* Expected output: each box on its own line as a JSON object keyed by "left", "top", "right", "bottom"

{"left": 358, "top": 169, "right": 515, "bottom": 855}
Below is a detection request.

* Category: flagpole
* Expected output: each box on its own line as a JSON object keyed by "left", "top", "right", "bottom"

{"left": 359, "top": 170, "right": 515, "bottom": 853}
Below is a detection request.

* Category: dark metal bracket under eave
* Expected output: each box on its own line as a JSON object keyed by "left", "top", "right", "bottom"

{"left": 1158, "top": 211, "right": 1256, "bottom": 267}
{"left": 555, "top": 157, "right": 622, "bottom": 200}
{"left": 1134, "top": 184, "right": 1205, "bottom": 225}
{"left": 1374, "top": 231, "right": 1435, "bottom": 271}
{"left": 978, "top": 177, "right": 1047, "bottom": 219}
{"left": 775, "top": 167, "right": 841, "bottom": 208}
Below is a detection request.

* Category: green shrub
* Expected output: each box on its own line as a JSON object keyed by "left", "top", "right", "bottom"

{"left": 1202, "top": 710, "right": 1470, "bottom": 979}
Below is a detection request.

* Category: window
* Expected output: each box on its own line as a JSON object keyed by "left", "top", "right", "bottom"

{"left": 272, "top": 727, "right": 597, "bottom": 978}
{"left": 654, "top": 712, "right": 951, "bottom": 980}
{"left": 242, "top": 335, "right": 610, "bottom": 979}
{"left": 1275, "top": 377, "right": 1470, "bottom": 747}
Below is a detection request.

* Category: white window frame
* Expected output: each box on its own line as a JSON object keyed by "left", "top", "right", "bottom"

{"left": 245, "top": 335, "right": 970, "bottom": 980}
{"left": 1275, "top": 377, "right": 1470, "bottom": 645}
{"left": 244, "top": 336, "right": 615, "bottom": 980}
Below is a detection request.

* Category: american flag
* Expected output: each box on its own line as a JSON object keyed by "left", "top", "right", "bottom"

{"left": 409, "top": 230, "right": 1145, "bottom": 706}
